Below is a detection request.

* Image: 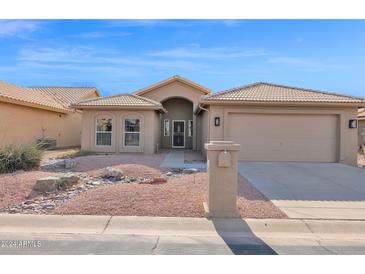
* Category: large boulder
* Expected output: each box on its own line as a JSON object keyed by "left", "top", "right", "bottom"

{"left": 34, "top": 177, "right": 60, "bottom": 192}
{"left": 34, "top": 173, "right": 80, "bottom": 192}
{"left": 102, "top": 167, "right": 123, "bottom": 181}
{"left": 57, "top": 173, "right": 79, "bottom": 190}
{"left": 40, "top": 159, "right": 65, "bottom": 171}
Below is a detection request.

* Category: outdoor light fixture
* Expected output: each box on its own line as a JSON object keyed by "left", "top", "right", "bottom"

{"left": 349, "top": 119, "right": 358, "bottom": 129}
{"left": 214, "top": 117, "right": 220, "bottom": 126}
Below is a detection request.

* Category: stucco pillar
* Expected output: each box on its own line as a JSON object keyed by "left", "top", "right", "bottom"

{"left": 204, "top": 141, "right": 241, "bottom": 218}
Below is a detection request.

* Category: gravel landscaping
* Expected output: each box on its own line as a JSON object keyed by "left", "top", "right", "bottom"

{"left": 0, "top": 150, "right": 287, "bottom": 219}
{"left": 0, "top": 170, "right": 57, "bottom": 209}
{"left": 53, "top": 173, "right": 286, "bottom": 219}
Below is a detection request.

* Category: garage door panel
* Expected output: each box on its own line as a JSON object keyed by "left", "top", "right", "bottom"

{"left": 227, "top": 114, "right": 338, "bottom": 162}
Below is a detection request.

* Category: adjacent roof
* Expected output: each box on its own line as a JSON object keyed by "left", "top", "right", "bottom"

{"left": 31, "top": 87, "right": 99, "bottom": 108}
{"left": 201, "top": 82, "right": 365, "bottom": 106}
{"left": 73, "top": 93, "right": 166, "bottom": 112}
{"left": 0, "top": 81, "right": 100, "bottom": 113}
{"left": 0, "top": 81, "right": 69, "bottom": 113}
{"left": 134, "top": 75, "right": 211, "bottom": 96}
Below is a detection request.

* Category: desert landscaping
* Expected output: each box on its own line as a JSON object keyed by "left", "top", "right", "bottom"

{"left": 0, "top": 148, "right": 286, "bottom": 219}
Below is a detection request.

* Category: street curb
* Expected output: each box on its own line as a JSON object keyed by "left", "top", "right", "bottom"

{"left": 1, "top": 214, "right": 365, "bottom": 239}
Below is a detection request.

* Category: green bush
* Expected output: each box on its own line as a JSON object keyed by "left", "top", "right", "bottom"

{"left": 0, "top": 143, "right": 43, "bottom": 174}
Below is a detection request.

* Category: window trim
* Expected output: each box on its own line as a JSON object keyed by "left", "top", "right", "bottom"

{"left": 188, "top": 120, "right": 193, "bottom": 137}
{"left": 164, "top": 119, "right": 170, "bottom": 136}
{"left": 123, "top": 117, "right": 141, "bottom": 148}
{"left": 95, "top": 117, "right": 112, "bottom": 147}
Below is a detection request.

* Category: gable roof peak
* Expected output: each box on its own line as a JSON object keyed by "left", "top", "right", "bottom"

{"left": 134, "top": 75, "right": 211, "bottom": 96}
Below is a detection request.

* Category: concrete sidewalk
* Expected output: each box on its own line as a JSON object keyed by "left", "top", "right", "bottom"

{"left": 1, "top": 214, "right": 365, "bottom": 254}
{"left": 160, "top": 150, "right": 207, "bottom": 169}
{"left": 2, "top": 214, "right": 365, "bottom": 238}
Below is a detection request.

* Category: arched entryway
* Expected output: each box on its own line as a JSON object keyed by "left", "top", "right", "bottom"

{"left": 161, "top": 97, "right": 193, "bottom": 149}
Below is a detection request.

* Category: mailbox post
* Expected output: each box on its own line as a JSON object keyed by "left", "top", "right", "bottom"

{"left": 204, "top": 141, "right": 241, "bottom": 218}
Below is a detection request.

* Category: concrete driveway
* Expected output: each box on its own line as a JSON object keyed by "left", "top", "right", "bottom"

{"left": 238, "top": 162, "right": 365, "bottom": 220}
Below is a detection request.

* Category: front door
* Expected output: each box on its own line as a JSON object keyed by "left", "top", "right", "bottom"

{"left": 172, "top": 120, "right": 185, "bottom": 148}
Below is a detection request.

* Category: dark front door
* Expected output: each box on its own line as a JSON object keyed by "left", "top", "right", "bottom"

{"left": 173, "top": 120, "right": 185, "bottom": 148}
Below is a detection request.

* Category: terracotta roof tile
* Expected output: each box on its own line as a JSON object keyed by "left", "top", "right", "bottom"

{"left": 0, "top": 81, "right": 68, "bottom": 112}
{"left": 202, "top": 82, "right": 365, "bottom": 104}
{"left": 31, "top": 87, "right": 99, "bottom": 107}
{"left": 73, "top": 93, "right": 165, "bottom": 111}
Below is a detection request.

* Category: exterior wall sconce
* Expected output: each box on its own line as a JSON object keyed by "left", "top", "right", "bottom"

{"left": 349, "top": 119, "right": 358, "bottom": 129}
{"left": 214, "top": 117, "right": 220, "bottom": 126}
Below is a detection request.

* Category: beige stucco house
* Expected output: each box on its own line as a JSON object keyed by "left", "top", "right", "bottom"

{"left": 74, "top": 75, "right": 365, "bottom": 166}
{"left": 0, "top": 81, "right": 99, "bottom": 148}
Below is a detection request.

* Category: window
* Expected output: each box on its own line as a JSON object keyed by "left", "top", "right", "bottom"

{"left": 188, "top": 120, "right": 193, "bottom": 137}
{"left": 362, "top": 128, "right": 365, "bottom": 136}
{"left": 124, "top": 118, "right": 140, "bottom": 146}
{"left": 164, "top": 119, "right": 170, "bottom": 136}
{"left": 96, "top": 118, "right": 112, "bottom": 146}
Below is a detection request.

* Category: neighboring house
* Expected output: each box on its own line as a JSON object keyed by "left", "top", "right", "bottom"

{"left": 0, "top": 81, "right": 99, "bottom": 148}
{"left": 358, "top": 108, "right": 365, "bottom": 147}
{"left": 73, "top": 76, "right": 365, "bottom": 166}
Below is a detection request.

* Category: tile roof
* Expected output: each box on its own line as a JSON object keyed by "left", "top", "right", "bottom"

{"left": 202, "top": 82, "right": 365, "bottom": 104}
{"left": 31, "top": 87, "right": 99, "bottom": 107}
{"left": 134, "top": 75, "right": 211, "bottom": 95}
{"left": 73, "top": 93, "right": 165, "bottom": 111}
{"left": 0, "top": 81, "right": 69, "bottom": 113}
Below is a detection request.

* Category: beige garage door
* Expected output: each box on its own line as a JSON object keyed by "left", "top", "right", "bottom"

{"left": 227, "top": 113, "right": 338, "bottom": 162}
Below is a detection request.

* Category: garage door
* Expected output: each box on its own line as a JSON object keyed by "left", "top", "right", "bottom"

{"left": 227, "top": 113, "right": 338, "bottom": 162}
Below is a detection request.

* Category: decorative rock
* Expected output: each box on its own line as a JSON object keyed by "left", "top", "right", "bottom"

{"left": 34, "top": 177, "right": 60, "bottom": 192}
{"left": 64, "top": 158, "right": 77, "bottom": 169}
{"left": 102, "top": 167, "right": 123, "bottom": 181}
{"left": 57, "top": 173, "right": 80, "bottom": 190}
{"left": 182, "top": 168, "right": 198, "bottom": 174}
{"left": 141, "top": 177, "right": 167, "bottom": 185}
{"left": 40, "top": 159, "right": 65, "bottom": 171}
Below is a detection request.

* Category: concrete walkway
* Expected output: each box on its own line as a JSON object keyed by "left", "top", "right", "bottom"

{"left": 160, "top": 150, "right": 206, "bottom": 169}
{"left": 238, "top": 162, "right": 365, "bottom": 220}
{"left": 2, "top": 214, "right": 365, "bottom": 254}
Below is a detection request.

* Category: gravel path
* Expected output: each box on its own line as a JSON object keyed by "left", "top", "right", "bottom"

{"left": 54, "top": 173, "right": 287, "bottom": 219}
{"left": 0, "top": 170, "right": 57, "bottom": 209}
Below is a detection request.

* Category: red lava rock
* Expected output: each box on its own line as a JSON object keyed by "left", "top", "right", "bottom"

{"left": 54, "top": 172, "right": 287, "bottom": 219}
{"left": 141, "top": 177, "right": 167, "bottom": 185}
{"left": 0, "top": 170, "right": 57, "bottom": 209}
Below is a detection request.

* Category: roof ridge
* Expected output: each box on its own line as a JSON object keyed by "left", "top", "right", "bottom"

{"left": 30, "top": 86, "right": 97, "bottom": 89}
{"left": 134, "top": 75, "right": 211, "bottom": 95}
{"left": 129, "top": 93, "right": 162, "bottom": 106}
{"left": 75, "top": 92, "right": 129, "bottom": 104}
{"left": 258, "top": 82, "right": 365, "bottom": 101}
{"left": 204, "top": 82, "right": 261, "bottom": 99}
{"left": 74, "top": 92, "right": 161, "bottom": 107}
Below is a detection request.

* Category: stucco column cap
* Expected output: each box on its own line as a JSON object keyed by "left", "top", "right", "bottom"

{"left": 205, "top": 141, "right": 241, "bottom": 151}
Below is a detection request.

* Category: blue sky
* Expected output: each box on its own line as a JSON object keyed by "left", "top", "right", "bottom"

{"left": 0, "top": 19, "right": 364, "bottom": 97}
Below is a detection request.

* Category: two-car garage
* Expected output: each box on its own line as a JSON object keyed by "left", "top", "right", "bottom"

{"left": 227, "top": 113, "right": 339, "bottom": 162}
{"left": 200, "top": 82, "right": 364, "bottom": 166}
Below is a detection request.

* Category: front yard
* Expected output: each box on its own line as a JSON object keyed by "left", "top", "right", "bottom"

{"left": 0, "top": 149, "right": 286, "bottom": 219}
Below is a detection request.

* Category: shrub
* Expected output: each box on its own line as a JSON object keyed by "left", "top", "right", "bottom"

{"left": 0, "top": 143, "right": 43, "bottom": 174}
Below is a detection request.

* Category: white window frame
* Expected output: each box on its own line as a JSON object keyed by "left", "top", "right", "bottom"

{"left": 95, "top": 118, "right": 112, "bottom": 147}
{"left": 164, "top": 119, "right": 170, "bottom": 136}
{"left": 172, "top": 120, "right": 185, "bottom": 148}
{"left": 188, "top": 120, "right": 193, "bottom": 137}
{"left": 123, "top": 117, "right": 141, "bottom": 147}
